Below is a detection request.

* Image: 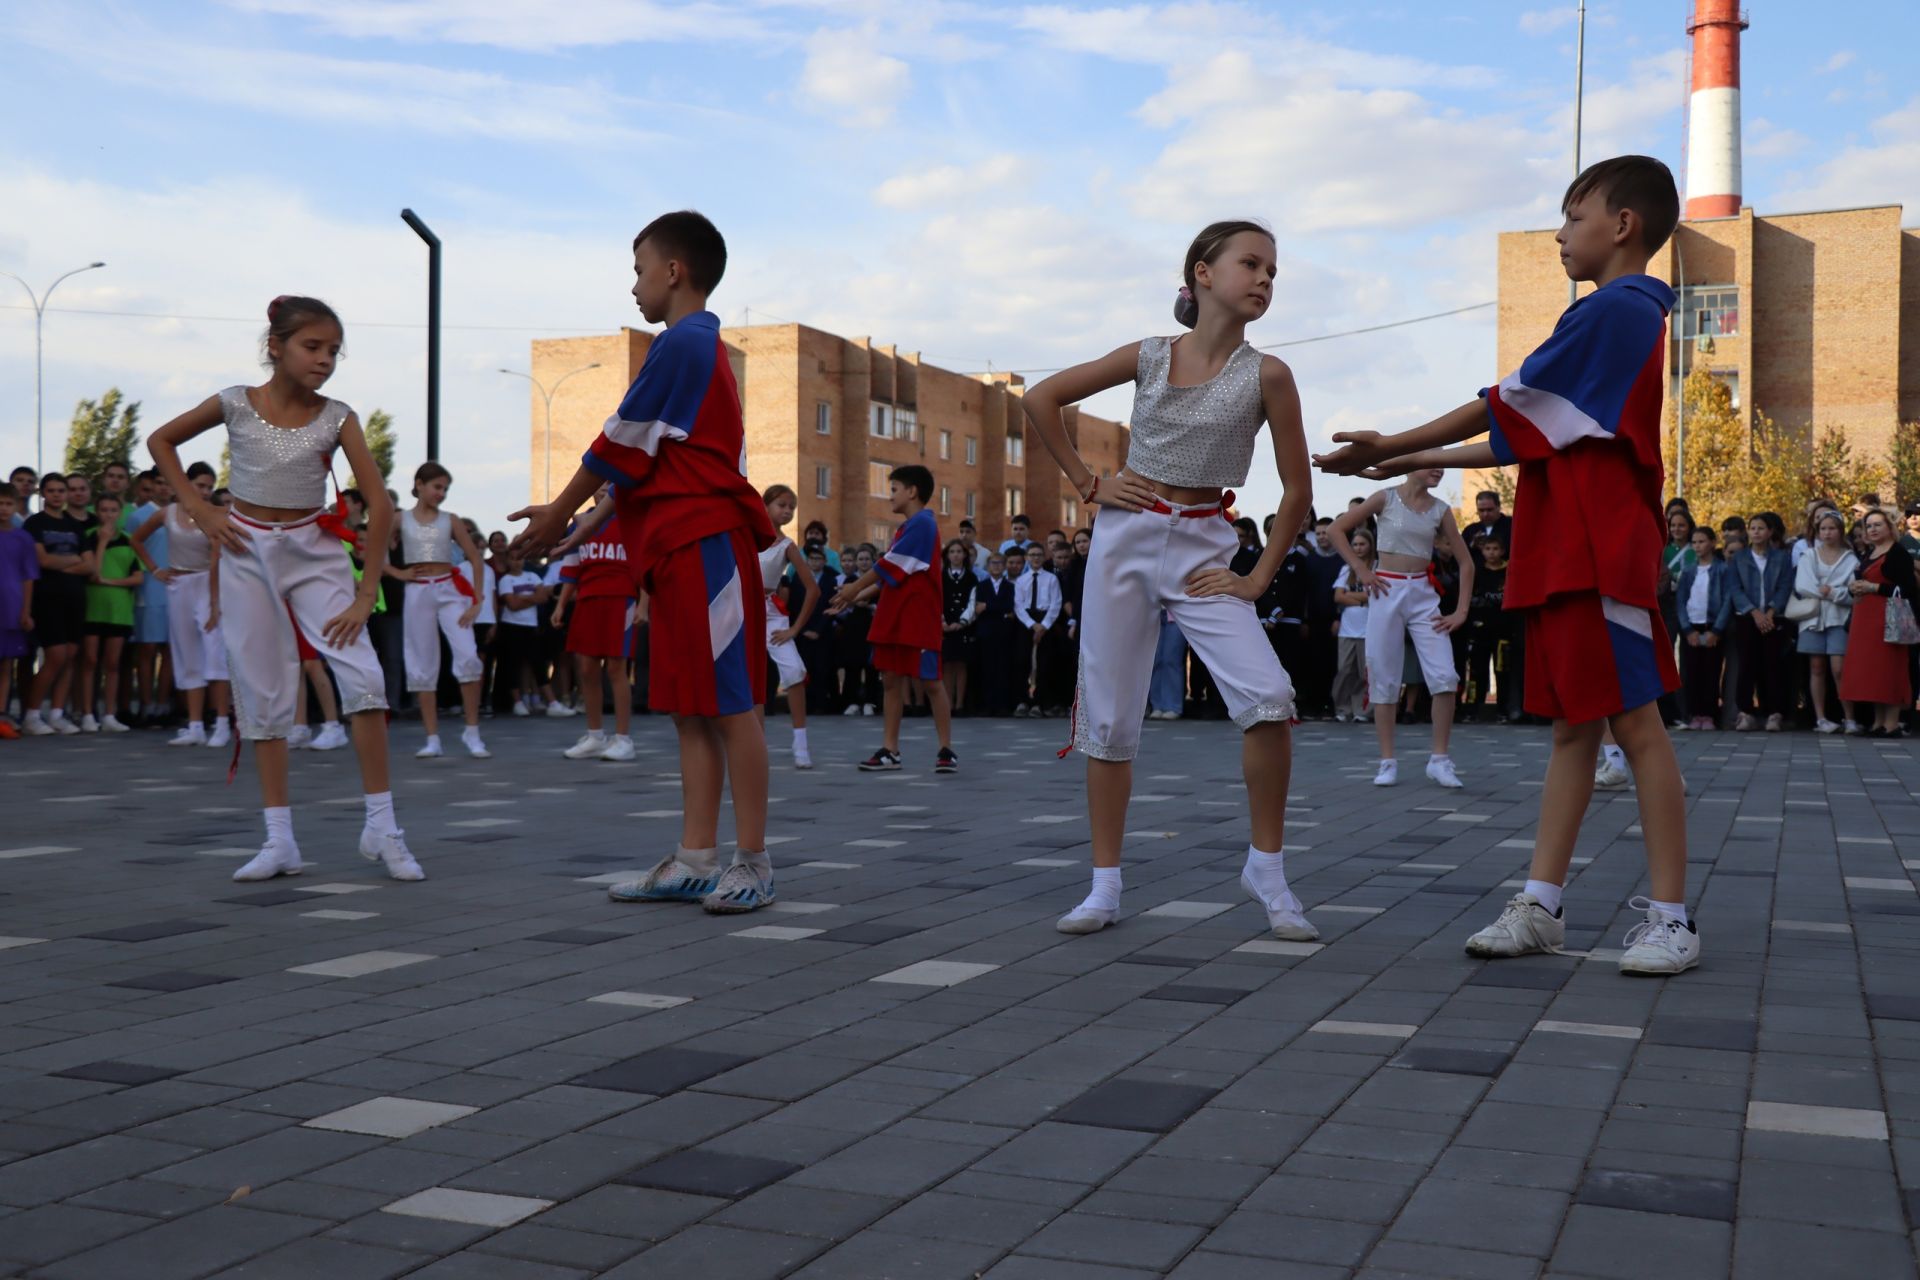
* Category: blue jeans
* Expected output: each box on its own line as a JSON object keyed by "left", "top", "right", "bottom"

{"left": 1149, "top": 616, "right": 1187, "bottom": 713}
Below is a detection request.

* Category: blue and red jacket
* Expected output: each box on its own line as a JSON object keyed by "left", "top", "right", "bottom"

{"left": 582, "top": 310, "right": 775, "bottom": 581}
{"left": 871, "top": 507, "right": 942, "bottom": 651}
{"left": 1480, "top": 274, "right": 1675, "bottom": 612}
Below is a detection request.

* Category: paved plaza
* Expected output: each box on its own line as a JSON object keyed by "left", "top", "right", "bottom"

{"left": 0, "top": 713, "right": 1917, "bottom": 1279}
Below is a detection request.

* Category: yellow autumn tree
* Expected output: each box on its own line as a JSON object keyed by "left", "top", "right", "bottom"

{"left": 1664, "top": 364, "right": 1751, "bottom": 528}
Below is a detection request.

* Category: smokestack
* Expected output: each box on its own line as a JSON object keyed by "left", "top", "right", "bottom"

{"left": 1685, "top": 0, "right": 1748, "bottom": 219}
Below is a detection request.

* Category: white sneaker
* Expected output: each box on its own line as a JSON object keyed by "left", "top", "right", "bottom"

{"left": 512, "top": 699, "right": 530, "bottom": 717}
{"left": 1465, "top": 893, "right": 1565, "bottom": 957}
{"left": 1593, "top": 759, "right": 1631, "bottom": 790}
{"left": 1844, "top": 720, "right": 1865, "bottom": 735}
{"left": 360, "top": 826, "right": 425, "bottom": 881}
{"left": 79, "top": 714, "right": 100, "bottom": 733}
{"left": 599, "top": 734, "right": 636, "bottom": 762}
{"left": 287, "top": 724, "right": 314, "bottom": 750}
{"left": 1333, "top": 712, "right": 1349, "bottom": 724}
{"left": 98, "top": 715, "right": 131, "bottom": 733}
{"left": 1734, "top": 713, "right": 1758, "bottom": 732}
{"left": 1618, "top": 898, "right": 1701, "bottom": 976}
{"left": 49, "top": 712, "right": 81, "bottom": 736}
{"left": 461, "top": 729, "right": 490, "bottom": 759}
{"left": 564, "top": 730, "right": 609, "bottom": 760}
{"left": 792, "top": 743, "right": 812, "bottom": 770}
{"left": 168, "top": 722, "right": 207, "bottom": 746}
{"left": 862, "top": 703, "right": 877, "bottom": 716}
{"left": 1426, "top": 756, "right": 1463, "bottom": 789}
{"left": 310, "top": 722, "right": 349, "bottom": 751}
{"left": 1373, "top": 758, "right": 1398, "bottom": 787}
{"left": 22, "top": 712, "right": 55, "bottom": 737}
{"left": 1814, "top": 718, "right": 1840, "bottom": 735}
{"left": 842, "top": 704, "right": 860, "bottom": 716}
{"left": 415, "top": 736, "right": 443, "bottom": 759}
{"left": 1764, "top": 713, "right": 1784, "bottom": 733}
{"left": 1056, "top": 905, "right": 1117, "bottom": 934}
{"left": 545, "top": 701, "right": 578, "bottom": 718}
{"left": 232, "top": 840, "right": 303, "bottom": 882}
{"left": 206, "top": 720, "right": 232, "bottom": 749}
{"left": 1240, "top": 870, "right": 1320, "bottom": 942}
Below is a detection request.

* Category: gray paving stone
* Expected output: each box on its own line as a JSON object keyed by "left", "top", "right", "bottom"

{"left": 599, "top": 1224, "right": 828, "bottom": 1280}
{"left": 33, "top": 1205, "right": 327, "bottom": 1280}
{"left": 0, "top": 1202, "right": 152, "bottom": 1267}
{"left": 1020, "top": 1211, "right": 1207, "bottom": 1269}
{"left": 205, "top": 1236, "right": 428, "bottom": 1279}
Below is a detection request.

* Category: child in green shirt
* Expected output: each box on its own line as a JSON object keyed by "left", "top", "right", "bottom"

{"left": 81, "top": 493, "right": 143, "bottom": 732}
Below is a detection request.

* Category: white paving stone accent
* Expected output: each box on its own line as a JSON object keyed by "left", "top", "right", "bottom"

{"left": 1771, "top": 920, "right": 1852, "bottom": 934}
{"left": 305, "top": 1097, "right": 477, "bottom": 1138}
{"left": 1143, "top": 901, "right": 1234, "bottom": 919}
{"left": 1013, "top": 858, "right": 1077, "bottom": 868}
{"left": 1308, "top": 1020, "right": 1418, "bottom": 1039}
{"left": 588, "top": 992, "right": 692, "bottom": 1009}
{"left": 0, "top": 847, "right": 77, "bottom": 860}
{"left": 295, "top": 884, "right": 382, "bottom": 894}
{"left": 289, "top": 951, "right": 436, "bottom": 978}
{"left": 1235, "top": 940, "right": 1324, "bottom": 957}
{"left": 1534, "top": 1020, "right": 1642, "bottom": 1040}
{"left": 302, "top": 910, "right": 378, "bottom": 921}
{"left": 1745, "top": 1101, "right": 1887, "bottom": 1141}
{"left": 871, "top": 960, "right": 1000, "bottom": 986}
{"left": 383, "top": 1188, "right": 554, "bottom": 1227}
{"left": 1845, "top": 877, "right": 1915, "bottom": 893}
{"left": 731, "top": 926, "right": 824, "bottom": 940}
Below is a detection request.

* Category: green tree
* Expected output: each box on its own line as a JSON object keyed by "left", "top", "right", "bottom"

{"left": 1889, "top": 419, "right": 1920, "bottom": 508}
{"left": 1806, "top": 424, "right": 1887, "bottom": 520}
{"left": 63, "top": 388, "right": 140, "bottom": 481}
{"left": 363, "top": 409, "right": 396, "bottom": 481}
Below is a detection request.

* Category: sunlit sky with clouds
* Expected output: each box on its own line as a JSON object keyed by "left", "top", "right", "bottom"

{"left": 4, "top": 1, "right": 1917, "bottom": 529}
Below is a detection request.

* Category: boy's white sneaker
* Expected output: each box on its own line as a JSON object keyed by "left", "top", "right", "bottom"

{"left": 1618, "top": 899, "right": 1701, "bottom": 976}
{"left": 1593, "top": 759, "right": 1631, "bottom": 790}
{"left": 1373, "top": 758, "right": 1398, "bottom": 787}
{"left": 98, "top": 714, "right": 131, "bottom": 733}
{"left": 22, "top": 712, "right": 55, "bottom": 737}
{"left": 512, "top": 699, "right": 530, "bottom": 717}
{"left": 1426, "top": 756, "right": 1463, "bottom": 789}
{"left": 206, "top": 720, "right": 232, "bottom": 749}
{"left": 1240, "top": 871, "right": 1320, "bottom": 942}
{"left": 79, "top": 714, "right": 100, "bottom": 733}
{"left": 461, "top": 728, "right": 490, "bottom": 759}
{"left": 599, "top": 734, "right": 636, "bottom": 762}
{"left": 287, "top": 724, "right": 314, "bottom": 750}
{"left": 1056, "top": 906, "right": 1117, "bottom": 935}
{"left": 545, "top": 701, "right": 578, "bottom": 718}
{"left": 563, "top": 730, "right": 609, "bottom": 760}
{"left": 360, "top": 827, "right": 426, "bottom": 881}
{"left": 168, "top": 722, "right": 207, "bottom": 746}
{"left": 1464, "top": 893, "right": 1565, "bottom": 958}
{"left": 792, "top": 743, "right": 812, "bottom": 770}
{"left": 232, "top": 840, "right": 303, "bottom": 881}
{"left": 310, "top": 722, "right": 349, "bottom": 751}
{"left": 49, "top": 712, "right": 81, "bottom": 736}
{"left": 415, "top": 736, "right": 444, "bottom": 759}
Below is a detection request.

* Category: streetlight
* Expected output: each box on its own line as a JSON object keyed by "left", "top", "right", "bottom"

{"left": 2, "top": 261, "right": 107, "bottom": 475}
{"left": 499, "top": 362, "right": 601, "bottom": 501}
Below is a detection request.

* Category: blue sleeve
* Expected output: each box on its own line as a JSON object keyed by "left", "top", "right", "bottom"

{"left": 1481, "top": 290, "right": 1664, "bottom": 463}
{"left": 583, "top": 326, "right": 716, "bottom": 487}
{"left": 878, "top": 512, "right": 937, "bottom": 587}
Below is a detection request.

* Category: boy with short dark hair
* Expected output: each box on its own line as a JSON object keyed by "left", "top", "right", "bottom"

{"left": 1318, "top": 155, "right": 1699, "bottom": 976}
{"left": 512, "top": 209, "right": 783, "bottom": 914}
{"left": 831, "top": 464, "right": 957, "bottom": 772}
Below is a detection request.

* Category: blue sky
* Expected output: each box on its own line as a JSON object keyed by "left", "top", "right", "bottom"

{"left": 3, "top": 0, "right": 1916, "bottom": 528}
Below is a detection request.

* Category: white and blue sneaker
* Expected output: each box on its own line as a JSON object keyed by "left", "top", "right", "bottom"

{"left": 1618, "top": 898, "right": 1701, "bottom": 976}
{"left": 702, "top": 862, "right": 776, "bottom": 914}
{"left": 609, "top": 854, "right": 719, "bottom": 903}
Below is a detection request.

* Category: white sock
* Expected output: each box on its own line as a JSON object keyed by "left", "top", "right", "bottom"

{"left": 678, "top": 844, "right": 721, "bottom": 876}
{"left": 1079, "top": 866, "right": 1122, "bottom": 915}
{"left": 1649, "top": 898, "right": 1688, "bottom": 925}
{"left": 1524, "top": 879, "right": 1563, "bottom": 915}
{"left": 792, "top": 727, "right": 808, "bottom": 749}
{"left": 422, "top": 733, "right": 440, "bottom": 748}
{"left": 736, "top": 848, "right": 773, "bottom": 877}
{"left": 1243, "top": 845, "right": 1291, "bottom": 905}
{"left": 265, "top": 806, "right": 294, "bottom": 847}
{"left": 462, "top": 725, "right": 483, "bottom": 741}
{"left": 321, "top": 720, "right": 340, "bottom": 732}
{"left": 1603, "top": 745, "right": 1625, "bottom": 768}
{"left": 364, "top": 791, "right": 399, "bottom": 835}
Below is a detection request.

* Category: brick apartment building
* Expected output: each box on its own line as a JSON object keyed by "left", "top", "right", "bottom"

{"left": 1475, "top": 203, "right": 1920, "bottom": 497}
{"left": 523, "top": 323, "right": 1129, "bottom": 551}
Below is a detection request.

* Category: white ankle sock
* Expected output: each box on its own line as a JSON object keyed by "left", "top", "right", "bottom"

{"left": 1523, "top": 879, "right": 1563, "bottom": 915}
{"left": 363, "top": 791, "right": 398, "bottom": 835}
{"left": 1603, "top": 745, "right": 1625, "bottom": 768}
{"left": 264, "top": 806, "right": 294, "bottom": 846}
{"left": 1080, "top": 866, "right": 1122, "bottom": 914}
{"left": 678, "top": 844, "right": 721, "bottom": 875}
{"left": 736, "top": 848, "right": 772, "bottom": 877}
{"left": 461, "top": 726, "right": 483, "bottom": 742}
{"left": 422, "top": 734, "right": 440, "bottom": 747}
{"left": 1649, "top": 898, "right": 1688, "bottom": 925}
{"left": 793, "top": 727, "right": 808, "bottom": 749}
{"left": 1243, "top": 845, "right": 1291, "bottom": 904}
{"left": 321, "top": 720, "right": 340, "bottom": 732}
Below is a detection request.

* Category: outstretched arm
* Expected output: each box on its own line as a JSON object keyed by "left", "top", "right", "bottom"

{"left": 1023, "top": 344, "right": 1157, "bottom": 513}
{"left": 1338, "top": 439, "right": 1501, "bottom": 483}
{"left": 1314, "top": 399, "right": 1489, "bottom": 476}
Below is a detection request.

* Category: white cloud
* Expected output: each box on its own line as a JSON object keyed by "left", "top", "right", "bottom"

{"left": 1818, "top": 50, "right": 1857, "bottom": 74}
{"left": 797, "top": 29, "right": 912, "bottom": 127}
{"left": 1746, "top": 118, "right": 1810, "bottom": 161}
{"left": 1771, "top": 96, "right": 1920, "bottom": 216}
{"left": 221, "top": 0, "right": 774, "bottom": 50}
{"left": 873, "top": 155, "right": 1027, "bottom": 209}
{"left": 1518, "top": 8, "right": 1574, "bottom": 36}
{"left": 1560, "top": 50, "right": 1685, "bottom": 162}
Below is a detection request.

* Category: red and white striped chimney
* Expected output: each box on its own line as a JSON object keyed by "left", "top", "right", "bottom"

{"left": 1685, "top": 0, "right": 1749, "bottom": 219}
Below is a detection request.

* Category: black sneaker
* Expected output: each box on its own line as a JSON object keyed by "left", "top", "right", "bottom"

{"left": 934, "top": 747, "right": 959, "bottom": 774}
{"left": 859, "top": 748, "right": 902, "bottom": 771}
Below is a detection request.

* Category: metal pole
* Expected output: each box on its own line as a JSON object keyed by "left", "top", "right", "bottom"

{"left": 400, "top": 210, "right": 441, "bottom": 462}
{"left": 1570, "top": 0, "right": 1586, "bottom": 307}
{"left": 499, "top": 363, "right": 599, "bottom": 503}
{"left": 3, "top": 262, "right": 106, "bottom": 475}
{"left": 1674, "top": 239, "right": 1686, "bottom": 498}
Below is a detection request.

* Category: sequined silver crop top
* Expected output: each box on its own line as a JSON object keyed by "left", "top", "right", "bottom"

{"left": 400, "top": 510, "right": 456, "bottom": 564}
{"left": 1122, "top": 337, "right": 1266, "bottom": 488}
{"left": 219, "top": 386, "right": 346, "bottom": 510}
{"left": 1375, "top": 488, "right": 1446, "bottom": 559}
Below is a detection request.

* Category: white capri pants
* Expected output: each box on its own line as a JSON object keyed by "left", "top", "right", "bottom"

{"left": 404, "top": 575, "right": 483, "bottom": 693}
{"left": 765, "top": 594, "right": 808, "bottom": 693}
{"left": 1071, "top": 499, "right": 1294, "bottom": 761}
{"left": 1365, "top": 571, "right": 1459, "bottom": 704}
{"left": 165, "top": 570, "right": 228, "bottom": 690}
{"left": 218, "top": 512, "right": 389, "bottom": 740}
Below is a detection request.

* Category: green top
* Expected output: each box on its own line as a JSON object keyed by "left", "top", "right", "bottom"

{"left": 85, "top": 538, "right": 141, "bottom": 627}
{"left": 1662, "top": 542, "right": 1697, "bottom": 581}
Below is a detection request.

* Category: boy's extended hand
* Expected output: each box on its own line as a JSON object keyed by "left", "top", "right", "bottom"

{"left": 1312, "top": 430, "right": 1390, "bottom": 476}
{"left": 507, "top": 502, "right": 569, "bottom": 560}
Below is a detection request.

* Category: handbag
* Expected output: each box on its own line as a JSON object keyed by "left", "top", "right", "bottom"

{"left": 1885, "top": 588, "right": 1920, "bottom": 646}
{"left": 1785, "top": 592, "right": 1819, "bottom": 623}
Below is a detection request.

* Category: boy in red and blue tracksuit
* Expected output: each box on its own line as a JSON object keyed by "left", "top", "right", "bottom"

{"left": 1317, "top": 155, "right": 1700, "bottom": 977}
{"left": 830, "top": 464, "right": 957, "bottom": 774}
{"left": 512, "top": 210, "right": 782, "bottom": 914}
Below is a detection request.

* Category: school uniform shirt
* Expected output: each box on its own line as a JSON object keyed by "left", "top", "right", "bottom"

{"left": 1335, "top": 570, "right": 1370, "bottom": 639}
{"left": 870, "top": 508, "right": 942, "bottom": 652}
{"left": 979, "top": 574, "right": 1016, "bottom": 629}
{"left": 84, "top": 536, "right": 140, "bottom": 627}
{"left": 1480, "top": 273, "right": 1676, "bottom": 613}
{"left": 580, "top": 309, "right": 776, "bottom": 581}
{"left": 22, "top": 510, "right": 90, "bottom": 601}
{"left": 560, "top": 513, "right": 637, "bottom": 600}
{"left": 1012, "top": 566, "right": 1062, "bottom": 629}
{"left": 497, "top": 571, "right": 543, "bottom": 627}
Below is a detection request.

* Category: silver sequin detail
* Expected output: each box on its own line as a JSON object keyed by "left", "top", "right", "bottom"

{"left": 1233, "top": 700, "right": 1297, "bottom": 731}
{"left": 341, "top": 691, "right": 389, "bottom": 716}
{"left": 399, "top": 510, "right": 455, "bottom": 564}
{"left": 1124, "top": 337, "right": 1266, "bottom": 488}
{"left": 220, "top": 386, "right": 347, "bottom": 510}
{"left": 1375, "top": 488, "right": 1446, "bottom": 559}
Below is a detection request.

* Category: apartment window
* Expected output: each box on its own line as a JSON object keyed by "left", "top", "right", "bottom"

{"left": 869, "top": 402, "right": 894, "bottom": 438}
{"left": 814, "top": 465, "right": 831, "bottom": 498}
{"left": 1061, "top": 498, "right": 1079, "bottom": 529}
{"left": 1006, "top": 433, "right": 1024, "bottom": 466}
{"left": 939, "top": 430, "right": 952, "bottom": 461}
{"left": 939, "top": 485, "right": 950, "bottom": 515}
{"left": 965, "top": 491, "right": 976, "bottom": 519}
{"left": 1678, "top": 286, "right": 1739, "bottom": 339}
{"left": 896, "top": 407, "right": 918, "bottom": 443}
{"left": 868, "top": 461, "right": 891, "bottom": 498}
{"left": 1006, "top": 486, "right": 1023, "bottom": 516}
{"left": 815, "top": 402, "right": 832, "bottom": 435}
{"left": 964, "top": 437, "right": 977, "bottom": 466}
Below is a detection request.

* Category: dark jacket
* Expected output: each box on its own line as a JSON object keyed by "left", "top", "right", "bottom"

{"left": 1674, "top": 558, "right": 1734, "bottom": 633}
{"left": 1861, "top": 541, "right": 1920, "bottom": 603}
{"left": 1729, "top": 547, "right": 1794, "bottom": 615}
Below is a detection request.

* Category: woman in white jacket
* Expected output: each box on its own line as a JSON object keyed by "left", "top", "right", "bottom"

{"left": 1791, "top": 509, "right": 1859, "bottom": 733}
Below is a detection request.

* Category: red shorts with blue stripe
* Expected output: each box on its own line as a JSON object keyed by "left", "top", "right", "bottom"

{"left": 566, "top": 595, "right": 638, "bottom": 659}
{"left": 1523, "top": 593, "right": 1678, "bottom": 724}
{"left": 645, "top": 530, "right": 765, "bottom": 717}
{"left": 872, "top": 643, "right": 940, "bottom": 681}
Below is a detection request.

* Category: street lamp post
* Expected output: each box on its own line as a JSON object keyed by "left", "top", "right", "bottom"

{"left": 498, "top": 363, "right": 601, "bottom": 502}
{"left": 2, "top": 261, "right": 107, "bottom": 475}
